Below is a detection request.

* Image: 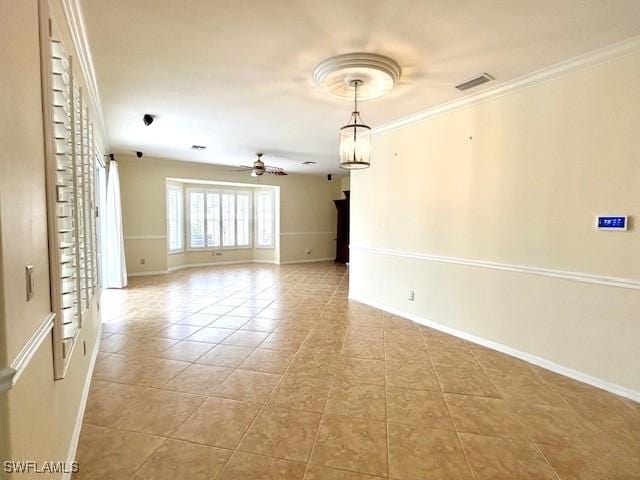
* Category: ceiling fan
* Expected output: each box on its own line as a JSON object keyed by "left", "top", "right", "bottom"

{"left": 234, "top": 153, "right": 288, "bottom": 177}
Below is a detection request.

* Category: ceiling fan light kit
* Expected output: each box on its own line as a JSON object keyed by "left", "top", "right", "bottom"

{"left": 251, "top": 153, "right": 265, "bottom": 177}
{"left": 233, "top": 153, "right": 288, "bottom": 178}
{"left": 314, "top": 53, "right": 401, "bottom": 170}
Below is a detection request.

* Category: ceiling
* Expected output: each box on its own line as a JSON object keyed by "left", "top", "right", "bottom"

{"left": 81, "top": 0, "right": 640, "bottom": 174}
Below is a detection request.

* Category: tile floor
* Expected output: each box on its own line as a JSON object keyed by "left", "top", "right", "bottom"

{"left": 75, "top": 262, "right": 640, "bottom": 479}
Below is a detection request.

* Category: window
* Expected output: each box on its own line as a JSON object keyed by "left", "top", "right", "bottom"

{"left": 236, "top": 193, "right": 250, "bottom": 247}
{"left": 206, "top": 193, "right": 220, "bottom": 247}
{"left": 221, "top": 193, "right": 235, "bottom": 246}
{"left": 255, "top": 190, "right": 275, "bottom": 247}
{"left": 167, "top": 184, "right": 183, "bottom": 252}
{"left": 189, "top": 191, "right": 205, "bottom": 248}
{"left": 186, "top": 188, "right": 255, "bottom": 249}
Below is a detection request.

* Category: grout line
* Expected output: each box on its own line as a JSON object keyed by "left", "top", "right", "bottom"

{"left": 213, "top": 268, "right": 340, "bottom": 479}
{"left": 126, "top": 436, "right": 169, "bottom": 479}
{"left": 465, "top": 347, "right": 505, "bottom": 401}
{"left": 427, "top": 333, "right": 478, "bottom": 479}
{"left": 93, "top": 262, "right": 618, "bottom": 479}
{"left": 533, "top": 442, "right": 563, "bottom": 480}
{"left": 301, "top": 278, "right": 341, "bottom": 479}
{"left": 383, "top": 321, "right": 391, "bottom": 478}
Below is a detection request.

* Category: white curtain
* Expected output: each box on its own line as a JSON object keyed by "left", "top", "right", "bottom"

{"left": 105, "top": 160, "right": 128, "bottom": 288}
{"left": 97, "top": 164, "right": 108, "bottom": 288}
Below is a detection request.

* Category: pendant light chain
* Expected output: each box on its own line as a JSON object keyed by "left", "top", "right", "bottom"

{"left": 352, "top": 81, "right": 359, "bottom": 162}
{"left": 354, "top": 80, "right": 359, "bottom": 115}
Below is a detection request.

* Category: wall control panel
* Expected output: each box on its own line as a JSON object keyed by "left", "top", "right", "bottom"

{"left": 596, "top": 216, "right": 628, "bottom": 231}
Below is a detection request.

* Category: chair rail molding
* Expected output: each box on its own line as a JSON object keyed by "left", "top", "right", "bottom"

{"left": 280, "top": 232, "right": 336, "bottom": 236}
{"left": 124, "top": 235, "right": 167, "bottom": 240}
{"left": 350, "top": 245, "right": 640, "bottom": 290}
{"left": 0, "top": 312, "right": 55, "bottom": 392}
{"left": 279, "top": 257, "right": 334, "bottom": 265}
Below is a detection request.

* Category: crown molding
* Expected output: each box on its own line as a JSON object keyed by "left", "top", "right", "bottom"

{"left": 374, "top": 35, "right": 640, "bottom": 135}
{"left": 61, "top": 0, "right": 109, "bottom": 147}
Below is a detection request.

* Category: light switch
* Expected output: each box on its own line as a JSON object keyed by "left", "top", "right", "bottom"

{"left": 25, "top": 265, "right": 34, "bottom": 302}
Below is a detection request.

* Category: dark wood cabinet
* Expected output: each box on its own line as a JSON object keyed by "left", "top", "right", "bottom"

{"left": 334, "top": 191, "right": 350, "bottom": 263}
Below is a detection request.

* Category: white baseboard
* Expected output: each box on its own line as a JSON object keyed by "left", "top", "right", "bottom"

{"left": 63, "top": 321, "right": 102, "bottom": 479}
{"left": 349, "top": 293, "right": 640, "bottom": 404}
{"left": 127, "top": 269, "right": 169, "bottom": 277}
{"left": 168, "top": 260, "right": 250, "bottom": 272}
{"left": 167, "top": 259, "right": 279, "bottom": 271}
{"left": 128, "top": 258, "right": 334, "bottom": 277}
{"left": 279, "top": 257, "right": 334, "bottom": 265}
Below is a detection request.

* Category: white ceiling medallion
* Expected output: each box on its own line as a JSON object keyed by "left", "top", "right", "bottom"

{"left": 313, "top": 52, "right": 401, "bottom": 100}
{"left": 314, "top": 53, "right": 401, "bottom": 170}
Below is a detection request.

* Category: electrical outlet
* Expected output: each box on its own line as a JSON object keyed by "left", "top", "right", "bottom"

{"left": 408, "top": 290, "right": 415, "bottom": 301}
{"left": 215, "top": 251, "right": 222, "bottom": 256}
{"left": 140, "top": 258, "right": 146, "bottom": 265}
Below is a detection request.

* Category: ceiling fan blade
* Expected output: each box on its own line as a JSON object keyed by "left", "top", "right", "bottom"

{"left": 266, "top": 170, "right": 288, "bottom": 176}
{"left": 225, "top": 165, "right": 253, "bottom": 172}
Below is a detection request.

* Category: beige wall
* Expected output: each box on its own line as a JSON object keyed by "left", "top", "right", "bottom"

{"left": 350, "top": 50, "right": 640, "bottom": 395}
{"left": 0, "top": 0, "right": 103, "bottom": 476}
{"left": 119, "top": 156, "right": 343, "bottom": 274}
{"left": 339, "top": 174, "right": 350, "bottom": 195}
{"left": 0, "top": 0, "right": 51, "bottom": 369}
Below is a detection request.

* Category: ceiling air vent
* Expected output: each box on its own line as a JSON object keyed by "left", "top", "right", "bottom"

{"left": 455, "top": 73, "right": 494, "bottom": 91}
{"left": 191, "top": 145, "right": 207, "bottom": 150}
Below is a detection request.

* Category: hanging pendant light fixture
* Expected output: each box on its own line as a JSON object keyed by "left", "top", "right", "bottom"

{"left": 313, "top": 53, "right": 401, "bottom": 171}
{"left": 339, "top": 80, "right": 371, "bottom": 170}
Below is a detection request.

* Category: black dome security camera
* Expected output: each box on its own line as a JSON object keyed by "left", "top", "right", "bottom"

{"left": 143, "top": 114, "right": 154, "bottom": 126}
{"left": 136, "top": 151, "right": 143, "bottom": 158}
